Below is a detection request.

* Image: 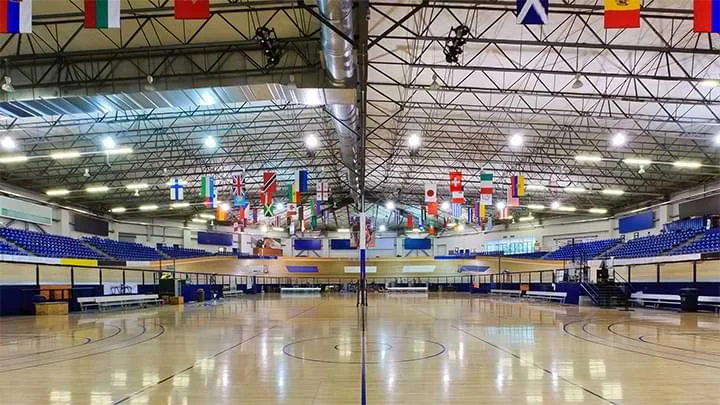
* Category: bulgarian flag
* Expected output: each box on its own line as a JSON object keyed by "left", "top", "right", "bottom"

{"left": 84, "top": 0, "right": 120, "bottom": 29}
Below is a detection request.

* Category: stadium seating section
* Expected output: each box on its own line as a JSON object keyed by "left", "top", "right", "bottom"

{"left": 671, "top": 228, "right": 720, "bottom": 255}
{"left": 83, "top": 237, "right": 164, "bottom": 261}
{"left": 0, "top": 239, "right": 26, "bottom": 256}
{"left": 0, "top": 228, "right": 103, "bottom": 259}
{"left": 546, "top": 238, "right": 620, "bottom": 260}
{"left": 158, "top": 245, "right": 213, "bottom": 259}
{"left": 607, "top": 229, "right": 700, "bottom": 259}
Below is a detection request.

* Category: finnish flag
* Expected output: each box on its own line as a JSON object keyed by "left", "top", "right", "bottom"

{"left": 517, "top": 0, "right": 548, "bottom": 25}
{"left": 170, "top": 178, "right": 184, "bottom": 201}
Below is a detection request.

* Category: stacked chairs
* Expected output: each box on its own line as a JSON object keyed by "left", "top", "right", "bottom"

{"left": 158, "top": 245, "right": 212, "bottom": 259}
{"left": 671, "top": 228, "right": 720, "bottom": 255}
{"left": 0, "top": 228, "right": 103, "bottom": 259}
{"left": 83, "top": 237, "right": 164, "bottom": 261}
{"left": 609, "top": 230, "right": 699, "bottom": 259}
{"left": 546, "top": 238, "right": 620, "bottom": 260}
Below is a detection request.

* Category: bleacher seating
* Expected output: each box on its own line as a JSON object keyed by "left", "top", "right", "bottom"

{"left": 476, "top": 250, "right": 505, "bottom": 257}
{"left": 159, "top": 245, "right": 212, "bottom": 259}
{"left": 608, "top": 230, "right": 699, "bottom": 259}
{"left": 663, "top": 217, "right": 706, "bottom": 234}
{"left": 0, "top": 239, "right": 25, "bottom": 256}
{"left": 0, "top": 228, "right": 103, "bottom": 259}
{"left": 546, "top": 238, "right": 620, "bottom": 260}
{"left": 506, "top": 251, "right": 547, "bottom": 259}
{"left": 671, "top": 228, "right": 720, "bottom": 255}
{"left": 83, "top": 237, "right": 164, "bottom": 261}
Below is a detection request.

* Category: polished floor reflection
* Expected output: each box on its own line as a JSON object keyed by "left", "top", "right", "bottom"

{"left": 1, "top": 294, "right": 719, "bottom": 404}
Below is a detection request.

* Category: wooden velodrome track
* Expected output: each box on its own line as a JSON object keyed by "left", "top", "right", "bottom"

{"left": 1, "top": 293, "right": 719, "bottom": 404}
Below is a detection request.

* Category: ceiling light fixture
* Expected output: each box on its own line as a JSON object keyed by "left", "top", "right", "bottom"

{"left": 557, "top": 206, "right": 577, "bottom": 212}
{"left": 601, "top": 189, "right": 625, "bottom": 196}
{"left": 571, "top": 74, "right": 583, "bottom": 89}
{"left": 1, "top": 136, "right": 16, "bottom": 150}
{"left": 138, "top": 204, "right": 159, "bottom": 211}
{"left": 170, "top": 202, "right": 190, "bottom": 209}
{"left": 407, "top": 133, "right": 421, "bottom": 149}
{"left": 144, "top": 75, "right": 156, "bottom": 91}
{"left": 429, "top": 73, "right": 440, "bottom": 90}
{"left": 50, "top": 151, "right": 81, "bottom": 160}
{"left": 104, "top": 147, "right": 133, "bottom": 155}
{"left": 509, "top": 133, "right": 524, "bottom": 147}
{"left": 611, "top": 132, "right": 627, "bottom": 147}
{"left": 551, "top": 201, "right": 561, "bottom": 210}
{"left": 385, "top": 201, "right": 396, "bottom": 211}
{"left": 699, "top": 79, "right": 719, "bottom": 87}
{"left": 527, "top": 204, "right": 545, "bottom": 210}
{"left": 86, "top": 185, "right": 109, "bottom": 193}
{"left": 203, "top": 136, "right": 217, "bottom": 148}
{"left": 46, "top": 189, "right": 70, "bottom": 196}
{"left": 623, "top": 158, "right": 652, "bottom": 166}
{"left": 1, "top": 75, "right": 14, "bottom": 92}
{"left": 0, "top": 155, "right": 28, "bottom": 163}
{"left": 575, "top": 155, "right": 603, "bottom": 162}
{"left": 564, "top": 187, "right": 586, "bottom": 193}
{"left": 589, "top": 208, "right": 608, "bottom": 214}
{"left": 102, "top": 136, "right": 116, "bottom": 149}
{"left": 525, "top": 184, "right": 547, "bottom": 191}
{"left": 110, "top": 207, "right": 126, "bottom": 213}
{"left": 673, "top": 160, "right": 702, "bottom": 169}
{"left": 304, "top": 133, "right": 319, "bottom": 149}
{"left": 126, "top": 183, "right": 149, "bottom": 190}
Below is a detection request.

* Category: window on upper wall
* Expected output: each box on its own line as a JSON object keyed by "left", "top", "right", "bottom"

{"left": 485, "top": 237, "right": 536, "bottom": 255}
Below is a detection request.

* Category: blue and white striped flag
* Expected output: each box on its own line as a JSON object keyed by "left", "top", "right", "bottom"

{"left": 517, "top": 0, "right": 548, "bottom": 25}
{"left": 452, "top": 203, "right": 462, "bottom": 218}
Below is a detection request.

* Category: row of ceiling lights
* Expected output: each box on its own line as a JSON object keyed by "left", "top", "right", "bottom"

{"left": 384, "top": 200, "right": 607, "bottom": 216}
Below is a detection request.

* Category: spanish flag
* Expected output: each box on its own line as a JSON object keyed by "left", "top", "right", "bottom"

{"left": 604, "top": 0, "right": 640, "bottom": 29}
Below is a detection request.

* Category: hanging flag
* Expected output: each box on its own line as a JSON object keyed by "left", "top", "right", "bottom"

{"left": 480, "top": 172, "right": 493, "bottom": 205}
{"left": 310, "top": 215, "right": 317, "bottom": 230}
{"left": 604, "top": 0, "right": 640, "bottom": 29}
{"left": 451, "top": 203, "right": 462, "bottom": 218}
{"left": 316, "top": 181, "right": 330, "bottom": 201}
{"left": 169, "top": 178, "right": 184, "bottom": 201}
{"left": 406, "top": 214, "right": 413, "bottom": 229}
{"left": 0, "top": 0, "right": 32, "bottom": 34}
{"left": 499, "top": 206, "right": 510, "bottom": 220}
{"left": 233, "top": 174, "right": 249, "bottom": 208}
{"left": 216, "top": 206, "right": 227, "bottom": 221}
{"left": 449, "top": 171, "right": 463, "bottom": 193}
{"left": 507, "top": 184, "right": 520, "bottom": 207}
{"left": 511, "top": 175, "right": 525, "bottom": 198}
{"left": 466, "top": 207, "right": 473, "bottom": 224}
{"left": 252, "top": 208, "right": 258, "bottom": 224}
{"left": 298, "top": 204, "right": 304, "bottom": 223}
{"left": 261, "top": 171, "right": 277, "bottom": 194}
{"left": 287, "top": 182, "right": 300, "bottom": 203}
{"left": 295, "top": 169, "right": 309, "bottom": 193}
{"left": 427, "top": 202, "right": 438, "bottom": 216}
{"left": 175, "top": 0, "right": 209, "bottom": 20}
{"left": 479, "top": 203, "right": 486, "bottom": 223}
{"left": 287, "top": 203, "right": 297, "bottom": 217}
{"left": 84, "top": 0, "right": 120, "bottom": 29}
{"left": 238, "top": 206, "right": 246, "bottom": 224}
{"left": 420, "top": 207, "right": 427, "bottom": 227}
{"left": 263, "top": 204, "right": 274, "bottom": 217}
{"left": 424, "top": 184, "right": 437, "bottom": 203}
{"left": 260, "top": 192, "right": 273, "bottom": 206}
{"left": 694, "top": 0, "right": 720, "bottom": 32}
{"left": 200, "top": 176, "right": 215, "bottom": 208}
{"left": 517, "top": 0, "right": 548, "bottom": 25}
{"left": 313, "top": 199, "right": 321, "bottom": 216}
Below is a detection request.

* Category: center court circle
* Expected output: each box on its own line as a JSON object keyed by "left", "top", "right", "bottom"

{"left": 283, "top": 336, "right": 446, "bottom": 364}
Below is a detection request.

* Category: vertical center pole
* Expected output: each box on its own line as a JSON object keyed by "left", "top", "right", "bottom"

{"left": 359, "top": 211, "right": 367, "bottom": 306}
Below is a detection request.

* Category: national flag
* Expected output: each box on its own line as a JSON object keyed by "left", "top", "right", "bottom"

{"left": 420, "top": 207, "right": 427, "bottom": 226}
{"left": 263, "top": 204, "right": 273, "bottom": 217}
{"left": 238, "top": 206, "right": 246, "bottom": 223}
{"left": 604, "top": 0, "right": 640, "bottom": 29}
{"left": 232, "top": 174, "right": 245, "bottom": 195}
{"left": 449, "top": 171, "right": 463, "bottom": 193}
{"left": 479, "top": 203, "right": 486, "bottom": 223}
{"left": 252, "top": 208, "right": 258, "bottom": 224}
{"left": 511, "top": 175, "right": 525, "bottom": 198}
{"left": 175, "top": 0, "right": 209, "bottom": 20}
{"left": 466, "top": 207, "right": 473, "bottom": 224}
{"left": 694, "top": 0, "right": 720, "bottom": 32}
{"left": 310, "top": 215, "right": 317, "bottom": 230}
{"left": 289, "top": 222, "right": 295, "bottom": 235}
{"left": 288, "top": 182, "right": 300, "bottom": 203}
{"left": 499, "top": 206, "right": 510, "bottom": 220}
{"left": 474, "top": 201, "right": 482, "bottom": 224}
{"left": 260, "top": 192, "right": 273, "bottom": 206}
{"left": 424, "top": 183, "right": 437, "bottom": 203}
{"left": 169, "top": 178, "right": 184, "bottom": 201}
{"left": 287, "top": 203, "right": 297, "bottom": 217}
{"left": 216, "top": 206, "right": 227, "bottom": 221}
{"left": 200, "top": 176, "right": 215, "bottom": 208}
{"left": 452, "top": 203, "right": 462, "bottom": 218}
{"left": 427, "top": 202, "right": 438, "bottom": 216}
{"left": 452, "top": 190, "right": 465, "bottom": 204}
{"left": 507, "top": 184, "right": 520, "bottom": 207}
{"left": 316, "top": 181, "right": 330, "bottom": 201}
{"left": 295, "top": 169, "right": 309, "bottom": 193}
{"left": 517, "top": 0, "right": 548, "bottom": 25}
{"left": 0, "top": 0, "right": 32, "bottom": 34}
{"left": 313, "top": 199, "right": 321, "bottom": 216}
{"left": 84, "top": 0, "right": 120, "bottom": 29}
{"left": 480, "top": 172, "right": 493, "bottom": 205}
{"left": 262, "top": 171, "right": 277, "bottom": 194}
{"left": 406, "top": 214, "right": 413, "bottom": 229}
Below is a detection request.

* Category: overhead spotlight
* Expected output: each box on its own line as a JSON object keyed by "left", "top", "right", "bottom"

{"left": 407, "top": 133, "right": 421, "bottom": 149}
{"left": 83, "top": 168, "right": 90, "bottom": 177}
{"left": 203, "top": 136, "right": 217, "bottom": 148}
{"left": 110, "top": 207, "right": 126, "bottom": 213}
{"left": 441, "top": 201, "right": 450, "bottom": 211}
{"left": 551, "top": 201, "right": 561, "bottom": 210}
{"left": 563, "top": 187, "right": 586, "bottom": 193}
{"left": 304, "top": 133, "right": 319, "bottom": 150}
{"left": 574, "top": 155, "right": 602, "bottom": 162}
{"left": 276, "top": 202, "right": 285, "bottom": 211}
{"left": 254, "top": 26, "right": 282, "bottom": 69}
{"left": 611, "top": 132, "right": 627, "bottom": 147}
{"left": 443, "top": 25, "right": 470, "bottom": 64}
{"left": 144, "top": 75, "right": 155, "bottom": 91}
{"left": 571, "top": 74, "right": 584, "bottom": 89}
{"left": 1, "top": 75, "right": 14, "bottom": 93}
{"left": 385, "top": 200, "right": 396, "bottom": 211}
{"left": 379, "top": 224, "right": 387, "bottom": 232}
{"left": 1, "top": 136, "right": 16, "bottom": 150}
{"left": 102, "top": 136, "right": 116, "bottom": 149}
{"left": 699, "top": 79, "right": 719, "bottom": 87}
{"left": 638, "top": 165, "right": 646, "bottom": 174}
{"left": 429, "top": 74, "right": 440, "bottom": 90}
{"left": 496, "top": 201, "right": 506, "bottom": 210}
{"left": 133, "top": 189, "right": 139, "bottom": 197}
{"left": 509, "top": 133, "right": 524, "bottom": 147}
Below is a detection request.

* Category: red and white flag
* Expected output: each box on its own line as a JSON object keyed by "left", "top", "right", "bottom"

{"left": 424, "top": 183, "right": 437, "bottom": 203}
{"left": 175, "top": 0, "right": 209, "bottom": 20}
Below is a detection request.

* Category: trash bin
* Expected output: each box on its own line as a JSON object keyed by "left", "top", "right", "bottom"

{"left": 196, "top": 288, "right": 205, "bottom": 303}
{"left": 679, "top": 288, "right": 700, "bottom": 312}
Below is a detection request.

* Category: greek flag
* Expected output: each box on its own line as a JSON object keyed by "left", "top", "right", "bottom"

{"left": 517, "top": 0, "right": 548, "bottom": 25}
{"left": 452, "top": 203, "right": 462, "bottom": 218}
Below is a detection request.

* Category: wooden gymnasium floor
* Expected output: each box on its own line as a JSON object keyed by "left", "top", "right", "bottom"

{"left": 1, "top": 294, "right": 719, "bottom": 405}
